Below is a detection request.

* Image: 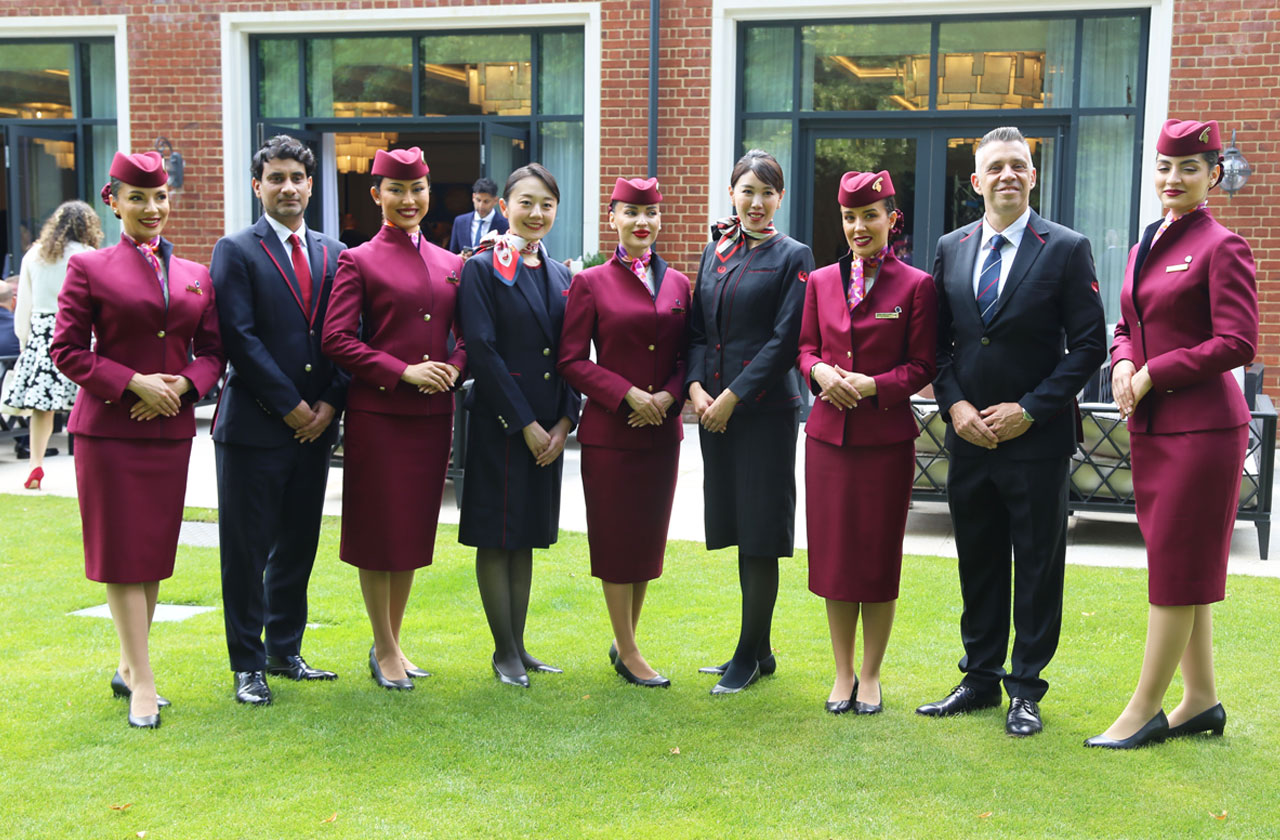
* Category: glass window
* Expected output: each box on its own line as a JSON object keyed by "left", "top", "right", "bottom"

{"left": 539, "top": 31, "right": 584, "bottom": 115}
{"left": 257, "top": 38, "right": 300, "bottom": 119}
{"left": 936, "top": 19, "right": 1074, "bottom": 110}
{"left": 740, "top": 119, "right": 793, "bottom": 233}
{"left": 1081, "top": 16, "right": 1140, "bottom": 108}
{"left": 421, "top": 34, "right": 532, "bottom": 116}
{"left": 1074, "top": 115, "right": 1137, "bottom": 321}
{"left": 90, "top": 124, "right": 121, "bottom": 243}
{"left": 308, "top": 37, "right": 413, "bottom": 118}
{"left": 84, "top": 41, "right": 117, "bottom": 119}
{"left": 743, "top": 26, "right": 794, "bottom": 112}
{"left": 0, "top": 42, "right": 75, "bottom": 119}
{"left": 537, "top": 121, "right": 583, "bottom": 261}
{"left": 800, "top": 24, "right": 931, "bottom": 112}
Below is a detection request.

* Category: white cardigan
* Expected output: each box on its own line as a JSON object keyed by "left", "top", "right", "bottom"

{"left": 14, "top": 240, "right": 93, "bottom": 350}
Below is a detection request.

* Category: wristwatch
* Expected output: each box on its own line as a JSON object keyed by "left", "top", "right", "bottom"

{"left": 1021, "top": 407, "right": 1035, "bottom": 423}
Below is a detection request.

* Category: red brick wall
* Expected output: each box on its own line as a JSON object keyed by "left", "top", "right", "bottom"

{"left": 1169, "top": 0, "right": 1280, "bottom": 376}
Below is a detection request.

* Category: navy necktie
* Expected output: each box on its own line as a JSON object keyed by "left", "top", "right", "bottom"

{"left": 977, "top": 233, "right": 1006, "bottom": 325}
{"left": 473, "top": 216, "right": 485, "bottom": 247}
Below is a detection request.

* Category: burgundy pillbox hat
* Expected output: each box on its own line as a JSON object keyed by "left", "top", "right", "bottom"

{"left": 1157, "top": 119, "right": 1222, "bottom": 156}
{"left": 102, "top": 150, "right": 167, "bottom": 203}
{"left": 372, "top": 147, "right": 429, "bottom": 180}
{"left": 838, "top": 170, "right": 895, "bottom": 208}
{"left": 610, "top": 176, "right": 662, "bottom": 205}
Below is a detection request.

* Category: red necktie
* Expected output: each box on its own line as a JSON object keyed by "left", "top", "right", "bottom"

{"left": 288, "top": 233, "right": 313, "bottom": 314}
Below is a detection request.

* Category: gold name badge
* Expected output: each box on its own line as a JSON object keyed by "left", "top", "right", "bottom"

{"left": 875, "top": 306, "right": 903, "bottom": 319}
{"left": 1166, "top": 255, "right": 1193, "bottom": 273}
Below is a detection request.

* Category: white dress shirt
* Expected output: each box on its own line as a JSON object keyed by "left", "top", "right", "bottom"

{"left": 471, "top": 209, "right": 497, "bottom": 246}
{"left": 265, "top": 214, "right": 309, "bottom": 263}
{"left": 971, "top": 206, "right": 1032, "bottom": 299}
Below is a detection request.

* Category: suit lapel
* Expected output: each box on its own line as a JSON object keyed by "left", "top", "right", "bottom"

{"left": 306, "top": 229, "right": 329, "bottom": 322}
{"left": 513, "top": 260, "right": 554, "bottom": 343}
{"left": 256, "top": 217, "right": 309, "bottom": 322}
{"left": 651, "top": 253, "right": 667, "bottom": 299}
{"left": 952, "top": 222, "right": 984, "bottom": 325}
{"left": 825, "top": 258, "right": 853, "bottom": 344}
{"left": 988, "top": 211, "right": 1046, "bottom": 324}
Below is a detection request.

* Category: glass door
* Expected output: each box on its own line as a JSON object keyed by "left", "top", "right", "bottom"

{"left": 7, "top": 125, "right": 78, "bottom": 272}
{"left": 482, "top": 122, "right": 529, "bottom": 189}
{"left": 800, "top": 128, "right": 929, "bottom": 268}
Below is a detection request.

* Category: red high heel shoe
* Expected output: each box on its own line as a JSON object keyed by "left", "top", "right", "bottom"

{"left": 24, "top": 467, "right": 43, "bottom": 490}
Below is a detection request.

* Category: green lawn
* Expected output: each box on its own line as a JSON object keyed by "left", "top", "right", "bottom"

{"left": 3, "top": 493, "right": 1276, "bottom": 838}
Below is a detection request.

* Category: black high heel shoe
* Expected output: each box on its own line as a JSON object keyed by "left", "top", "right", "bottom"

{"left": 614, "top": 658, "right": 671, "bottom": 688}
{"left": 369, "top": 646, "right": 413, "bottom": 690}
{"left": 1084, "top": 710, "right": 1169, "bottom": 749}
{"left": 111, "top": 670, "right": 170, "bottom": 708}
{"left": 699, "top": 653, "right": 777, "bottom": 677}
{"left": 128, "top": 710, "right": 161, "bottom": 729}
{"left": 608, "top": 643, "right": 618, "bottom": 665}
{"left": 1167, "top": 703, "right": 1226, "bottom": 738}
{"left": 825, "top": 677, "right": 857, "bottom": 715}
{"left": 855, "top": 680, "right": 884, "bottom": 715}
{"left": 492, "top": 655, "right": 530, "bottom": 688}
{"left": 402, "top": 661, "right": 432, "bottom": 679}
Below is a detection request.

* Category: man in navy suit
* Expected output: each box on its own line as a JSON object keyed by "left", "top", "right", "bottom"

{"left": 210, "top": 135, "right": 348, "bottom": 705}
{"left": 918, "top": 126, "right": 1106, "bottom": 736}
{"left": 448, "top": 177, "right": 508, "bottom": 256}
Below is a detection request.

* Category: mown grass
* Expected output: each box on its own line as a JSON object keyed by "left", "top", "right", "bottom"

{"left": 2, "top": 493, "right": 1276, "bottom": 838}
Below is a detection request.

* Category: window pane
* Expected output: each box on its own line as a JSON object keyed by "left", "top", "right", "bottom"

{"left": 308, "top": 38, "right": 413, "bottom": 118}
{"left": 800, "top": 24, "right": 931, "bottom": 112}
{"left": 743, "top": 26, "right": 794, "bottom": 112}
{"left": 91, "top": 124, "right": 121, "bottom": 243}
{"left": 421, "top": 34, "right": 531, "bottom": 116}
{"left": 1074, "top": 115, "right": 1137, "bottom": 321}
{"left": 1081, "top": 16, "right": 1140, "bottom": 108}
{"left": 740, "top": 119, "right": 793, "bottom": 233}
{"left": 0, "top": 43, "right": 75, "bottom": 119}
{"left": 539, "top": 31, "right": 584, "bottom": 115}
{"left": 538, "top": 121, "right": 583, "bottom": 261}
{"left": 85, "top": 41, "right": 117, "bottom": 118}
{"left": 937, "top": 19, "right": 1074, "bottom": 110}
{"left": 257, "top": 38, "right": 300, "bottom": 119}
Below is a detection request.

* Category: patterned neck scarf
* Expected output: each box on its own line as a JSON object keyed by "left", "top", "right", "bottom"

{"left": 615, "top": 245, "right": 654, "bottom": 296}
{"left": 712, "top": 215, "right": 777, "bottom": 260}
{"left": 1152, "top": 199, "right": 1209, "bottom": 247}
{"left": 848, "top": 245, "right": 891, "bottom": 311}
{"left": 476, "top": 231, "right": 544, "bottom": 283}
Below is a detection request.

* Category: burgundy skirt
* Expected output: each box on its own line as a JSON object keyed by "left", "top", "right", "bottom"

{"left": 581, "top": 442, "right": 680, "bottom": 583}
{"left": 75, "top": 436, "right": 192, "bottom": 584}
{"left": 340, "top": 410, "right": 452, "bottom": 571}
{"left": 1131, "top": 425, "right": 1247, "bottom": 606}
{"left": 805, "top": 435, "right": 914, "bottom": 602}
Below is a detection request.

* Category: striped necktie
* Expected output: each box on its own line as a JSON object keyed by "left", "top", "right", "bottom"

{"left": 976, "top": 233, "right": 1005, "bottom": 325}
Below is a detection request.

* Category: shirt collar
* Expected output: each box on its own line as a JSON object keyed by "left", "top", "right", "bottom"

{"left": 477, "top": 208, "right": 496, "bottom": 224}
{"left": 264, "top": 213, "right": 307, "bottom": 247}
{"left": 980, "top": 206, "right": 1031, "bottom": 250}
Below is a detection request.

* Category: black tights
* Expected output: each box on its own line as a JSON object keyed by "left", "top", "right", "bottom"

{"left": 476, "top": 547, "right": 550, "bottom": 675}
{"left": 721, "top": 553, "right": 779, "bottom": 689}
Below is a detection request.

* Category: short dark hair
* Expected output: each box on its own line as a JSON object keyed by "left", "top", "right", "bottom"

{"left": 730, "top": 149, "right": 785, "bottom": 191}
{"left": 252, "top": 135, "right": 316, "bottom": 180}
{"left": 503, "top": 163, "right": 560, "bottom": 202}
{"left": 472, "top": 177, "right": 498, "bottom": 196}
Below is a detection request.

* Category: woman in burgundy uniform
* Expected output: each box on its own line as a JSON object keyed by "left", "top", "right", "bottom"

{"left": 50, "top": 151, "right": 224, "bottom": 728}
{"left": 559, "top": 177, "right": 691, "bottom": 688}
{"left": 797, "top": 170, "right": 936, "bottom": 715}
{"left": 322, "top": 147, "right": 465, "bottom": 691}
{"left": 1087, "top": 119, "right": 1257, "bottom": 749}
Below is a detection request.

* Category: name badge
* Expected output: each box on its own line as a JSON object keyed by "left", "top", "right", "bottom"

{"left": 874, "top": 306, "right": 903, "bottom": 320}
{"left": 1166, "top": 255, "right": 1193, "bottom": 273}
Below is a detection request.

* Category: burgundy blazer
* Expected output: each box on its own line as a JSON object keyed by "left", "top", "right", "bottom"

{"left": 51, "top": 236, "right": 225, "bottom": 440}
{"left": 322, "top": 225, "right": 466, "bottom": 416}
{"left": 1112, "top": 210, "right": 1257, "bottom": 434}
{"left": 558, "top": 253, "right": 690, "bottom": 450}
{"left": 797, "top": 250, "right": 937, "bottom": 447}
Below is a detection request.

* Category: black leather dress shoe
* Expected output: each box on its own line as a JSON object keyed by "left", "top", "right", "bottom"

{"left": 234, "top": 671, "right": 272, "bottom": 705}
{"left": 826, "top": 678, "right": 857, "bottom": 715}
{"left": 1005, "top": 697, "right": 1043, "bottom": 736}
{"left": 1167, "top": 703, "right": 1226, "bottom": 738}
{"left": 111, "top": 670, "right": 170, "bottom": 707}
{"left": 710, "top": 664, "right": 761, "bottom": 696}
{"left": 855, "top": 681, "right": 883, "bottom": 715}
{"left": 266, "top": 655, "right": 338, "bottom": 681}
{"left": 492, "top": 655, "right": 530, "bottom": 688}
{"left": 369, "top": 647, "right": 413, "bottom": 690}
{"left": 128, "top": 709, "right": 161, "bottom": 729}
{"left": 1085, "top": 710, "right": 1169, "bottom": 749}
{"left": 615, "top": 659, "right": 671, "bottom": 688}
{"left": 915, "top": 684, "right": 1001, "bottom": 717}
{"left": 699, "top": 653, "right": 777, "bottom": 677}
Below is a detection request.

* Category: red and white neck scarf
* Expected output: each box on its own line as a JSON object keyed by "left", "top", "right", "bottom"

{"left": 712, "top": 215, "right": 776, "bottom": 260}
{"left": 615, "top": 245, "right": 654, "bottom": 296}
{"left": 475, "top": 230, "right": 543, "bottom": 284}
{"left": 848, "top": 245, "right": 891, "bottom": 311}
{"left": 1152, "top": 199, "right": 1209, "bottom": 248}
